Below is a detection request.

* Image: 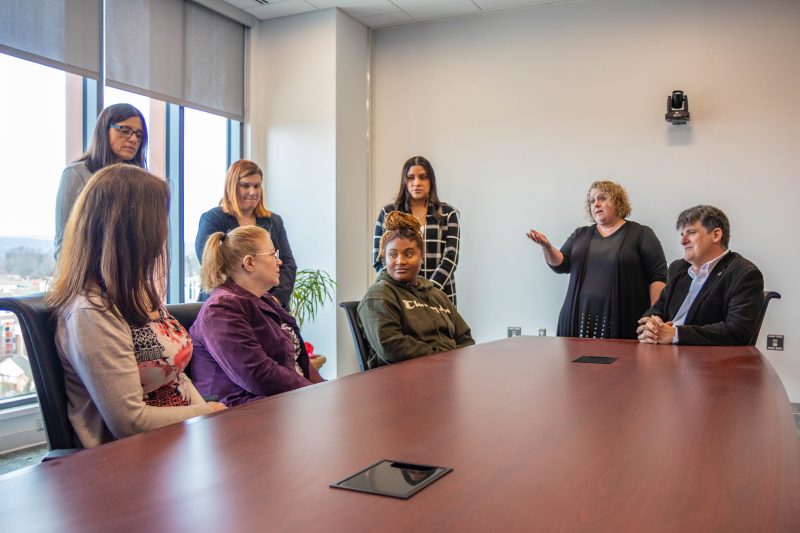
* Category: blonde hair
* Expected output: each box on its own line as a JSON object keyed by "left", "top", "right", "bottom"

{"left": 46, "top": 164, "right": 169, "bottom": 326}
{"left": 201, "top": 225, "right": 270, "bottom": 291}
{"left": 220, "top": 159, "right": 271, "bottom": 223}
{"left": 585, "top": 180, "right": 632, "bottom": 220}
{"left": 378, "top": 211, "right": 424, "bottom": 261}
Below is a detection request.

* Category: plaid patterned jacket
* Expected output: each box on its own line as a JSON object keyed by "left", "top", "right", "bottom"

{"left": 372, "top": 202, "right": 461, "bottom": 305}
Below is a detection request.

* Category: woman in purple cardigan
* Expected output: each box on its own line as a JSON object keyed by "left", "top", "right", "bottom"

{"left": 190, "top": 226, "right": 323, "bottom": 406}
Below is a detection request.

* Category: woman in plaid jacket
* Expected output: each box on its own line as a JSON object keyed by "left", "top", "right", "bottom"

{"left": 372, "top": 156, "right": 461, "bottom": 305}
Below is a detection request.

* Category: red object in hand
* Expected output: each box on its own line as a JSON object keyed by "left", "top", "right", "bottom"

{"left": 305, "top": 341, "right": 315, "bottom": 357}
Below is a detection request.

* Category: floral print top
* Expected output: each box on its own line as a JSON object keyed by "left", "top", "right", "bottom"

{"left": 130, "top": 309, "right": 193, "bottom": 407}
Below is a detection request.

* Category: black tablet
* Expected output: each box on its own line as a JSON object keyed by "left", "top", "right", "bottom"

{"left": 330, "top": 460, "right": 452, "bottom": 499}
{"left": 572, "top": 355, "right": 617, "bottom": 364}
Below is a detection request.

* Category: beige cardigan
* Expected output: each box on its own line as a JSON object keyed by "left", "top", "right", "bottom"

{"left": 55, "top": 293, "right": 213, "bottom": 448}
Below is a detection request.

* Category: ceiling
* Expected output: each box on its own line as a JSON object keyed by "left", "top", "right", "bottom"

{"left": 222, "top": 0, "right": 577, "bottom": 28}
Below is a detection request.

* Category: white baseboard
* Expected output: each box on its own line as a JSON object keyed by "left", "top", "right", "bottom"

{"left": 0, "top": 403, "right": 47, "bottom": 454}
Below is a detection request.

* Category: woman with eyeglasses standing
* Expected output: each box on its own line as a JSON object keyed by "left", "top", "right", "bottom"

{"left": 189, "top": 225, "right": 323, "bottom": 406}
{"left": 373, "top": 156, "right": 461, "bottom": 305}
{"left": 55, "top": 103, "right": 148, "bottom": 258}
{"left": 195, "top": 160, "right": 297, "bottom": 310}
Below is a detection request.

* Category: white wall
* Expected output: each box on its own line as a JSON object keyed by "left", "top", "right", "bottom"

{"left": 334, "top": 11, "right": 370, "bottom": 376}
{"left": 372, "top": 0, "right": 800, "bottom": 398}
{"left": 249, "top": 9, "right": 369, "bottom": 378}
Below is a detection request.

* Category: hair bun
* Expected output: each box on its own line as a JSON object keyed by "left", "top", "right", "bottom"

{"left": 383, "top": 211, "right": 421, "bottom": 233}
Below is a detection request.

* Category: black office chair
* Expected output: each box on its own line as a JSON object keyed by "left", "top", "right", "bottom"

{"left": 167, "top": 302, "right": 203, "bottom": 332}
{"left": 339, "top": 301, "right": 370, "bottom": 372}
{"left": 0, "top": 295, "right": 206, "bottom": 460}
{"left": 165, "top": 302, "right": 206, "bottom": 384}
{"left": 0, "top": 293, "right": 80, "bottom": 460}
{"left": 751, "top": 290, "right": 781, "bottom": 346}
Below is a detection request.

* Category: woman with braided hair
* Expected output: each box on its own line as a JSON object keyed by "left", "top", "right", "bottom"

{"left": 358, "top": 211, "right": 474, "bottom": 369}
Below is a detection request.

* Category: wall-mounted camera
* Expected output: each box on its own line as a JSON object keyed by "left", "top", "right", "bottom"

{"left": 665, "top": 90, "right": 690, "bottom": 125}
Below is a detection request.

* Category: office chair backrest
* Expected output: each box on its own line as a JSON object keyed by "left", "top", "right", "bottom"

{"left": 0, "top": 293, "right": 78, "bottom": 451}
{"left": 339, "top": 301, "right": 370, "bottom": 372}
{"left": 165, "top": 302, "right": 203, "bottom": 379}
{"left": 166, "top": 302, "right": 203, "bottom": 332}
{"left": 751, "top": 291, "right": 781, "bottom": 346}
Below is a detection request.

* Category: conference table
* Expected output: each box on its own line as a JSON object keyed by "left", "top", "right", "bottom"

{"left": 2, "top": 336, "right": 799, "bottom": 532}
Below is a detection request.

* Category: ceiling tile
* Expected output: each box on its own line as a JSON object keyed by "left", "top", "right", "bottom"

{"left": 358, "top": 10, "right": 413, "bottom": 27}
{"left": 244, "top": 0, "right": 318, "bottom": 19}
{"left": 391, "top": 0, "right": 462, "bottom": 9}
{"left": 306, "top": 0, "right": 398, "bottom": 18}
{"left": 472, "top": 0, "right": 567, "bottom": 11}
{"left": 223, "top": 0, "right": 262, "bottom": 9}
{"left": 404, "top": 0, "right": 480, "bottom": 20}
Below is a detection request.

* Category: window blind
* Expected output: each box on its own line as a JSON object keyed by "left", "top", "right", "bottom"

{"left": 0, "top": 0, "right": 101, "bottom": 79}
{"left": 107, "top": 0, "right": 245, "bottom": 121}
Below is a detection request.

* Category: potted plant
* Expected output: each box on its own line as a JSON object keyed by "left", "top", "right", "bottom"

{"left": 290, "top": 269, "right": 337, "bottom": 369}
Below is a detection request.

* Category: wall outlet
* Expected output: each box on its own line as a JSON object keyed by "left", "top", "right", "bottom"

{"left": 507, "top": 327, "right": 522, "bottom": 337}
{"left": 766, "top": 334, "right": 784, "bottom": 350}
{"left": 537, "top": 328, "right": 547, "bottom": 336}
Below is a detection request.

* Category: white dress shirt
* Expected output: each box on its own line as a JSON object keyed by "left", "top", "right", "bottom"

{"left": 672, "top": 250, "right": 730, "bottom": 343}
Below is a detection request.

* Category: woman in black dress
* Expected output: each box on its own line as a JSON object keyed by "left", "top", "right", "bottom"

{"left": 527, "top": 181, "right": 667, "bottom": 339}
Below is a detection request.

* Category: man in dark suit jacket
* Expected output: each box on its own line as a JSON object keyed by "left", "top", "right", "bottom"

{"left": 637, "top": 205, "right": 763, "bottom": 345}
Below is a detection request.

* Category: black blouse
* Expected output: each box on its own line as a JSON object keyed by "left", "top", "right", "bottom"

{"left": 550, "top": 221, "right": 667, "bottom": 339}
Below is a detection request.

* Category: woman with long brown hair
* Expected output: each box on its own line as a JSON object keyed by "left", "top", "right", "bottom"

{"left": 372, "top": 156, "right": 461, "bottom": 305}
{"left": 195, "top": 159, "right": 297, "bottom": 309}
{"left": 47, "top": 164, "right": 224, "bottom": 448}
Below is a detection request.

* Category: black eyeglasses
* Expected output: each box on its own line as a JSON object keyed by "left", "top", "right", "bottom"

{"left": 110, "top": 124, "right": 145, "bottom": 141}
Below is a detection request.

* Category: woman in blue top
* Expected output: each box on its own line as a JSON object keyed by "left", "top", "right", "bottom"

{"left": 195, "top": 160, "right": 297, "bottom": 309}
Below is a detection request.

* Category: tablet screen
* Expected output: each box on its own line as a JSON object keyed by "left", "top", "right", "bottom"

{"left": 331, "top": 460, "right": 452, "bottom": 499}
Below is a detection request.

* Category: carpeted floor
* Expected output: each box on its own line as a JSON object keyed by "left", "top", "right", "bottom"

{"left": 3, "top": 405, "right": 800, "bottom": 476}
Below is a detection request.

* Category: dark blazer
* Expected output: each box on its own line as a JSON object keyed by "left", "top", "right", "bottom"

{"left": 195, "top": 207, "right": 297, "bottom": 309}
{"left": 643, "top": 252, "right": 763, "bottom": 345}
{"left": 189, "top": 279, "right": 312, "bottom": 406}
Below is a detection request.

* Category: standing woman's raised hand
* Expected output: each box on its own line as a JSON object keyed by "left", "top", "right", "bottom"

{"left": 526, "top": 229, "right": 552, "bottom": 249}
{"left": 527, "top": 229, "right": 564, "bottom": 267}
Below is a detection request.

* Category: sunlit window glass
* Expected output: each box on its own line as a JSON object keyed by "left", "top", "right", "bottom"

{"left": 183, "top": 108, "right": 228, "bottom": 302}
{"left": 0, "top": 54, "right": 77, "bottom": 402}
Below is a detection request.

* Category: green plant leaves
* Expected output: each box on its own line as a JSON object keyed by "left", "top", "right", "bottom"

{"left": 289, "top": 269, "right": 337, "bottom": 329}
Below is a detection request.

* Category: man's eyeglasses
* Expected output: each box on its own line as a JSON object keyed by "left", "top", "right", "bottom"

{"left": 110, "top": 124, "right": 145, "bottom": 142}
{"left": 255, "top": 250, "right": 280, "bottom": 260}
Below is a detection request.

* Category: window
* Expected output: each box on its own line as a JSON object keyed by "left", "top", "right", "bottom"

{"left": 0, "top": 54, "right": 80, "bottom": 402}
{"left": 0, "top": 57, "right": 241, "bottom": 411}
{"left": 182, "top": 108, "right": 229, "bottom": 302}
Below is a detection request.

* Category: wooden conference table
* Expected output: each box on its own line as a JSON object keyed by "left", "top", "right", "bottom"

{"left": 2, "top": 336, "right": 799, "bottom": 532}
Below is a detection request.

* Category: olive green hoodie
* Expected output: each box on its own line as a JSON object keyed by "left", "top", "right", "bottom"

{"left": 357, "top": 270, "right": 474, "bottom": 369}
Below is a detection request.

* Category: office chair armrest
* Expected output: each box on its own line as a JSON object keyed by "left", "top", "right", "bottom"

{"left": 41, "top": 448, "right": 82, "bottom": 462}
